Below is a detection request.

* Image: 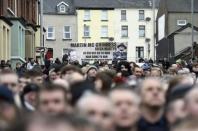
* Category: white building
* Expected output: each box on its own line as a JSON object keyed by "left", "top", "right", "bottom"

{"left": 114, "top": 0, "right": 159, "bottom": 62}
{"left": 43, "top": 0, "right": 77, "bottom": 60}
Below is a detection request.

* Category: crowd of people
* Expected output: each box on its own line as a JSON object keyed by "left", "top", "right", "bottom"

{"left": 0, "top": 57, "right": 198, "bottom": 131}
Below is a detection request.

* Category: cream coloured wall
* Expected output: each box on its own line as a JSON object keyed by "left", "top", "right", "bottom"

{"left": 77, "top": 9, "right": 115, "bottom": 43}
{"left": 0, "top": 20, "right": 11, "bottom": 60}
{"left": 114, "top": 9, "right": 158, "bottom": 62}
{"left": 77, "top": 8, "right": 157, "bottom": 62}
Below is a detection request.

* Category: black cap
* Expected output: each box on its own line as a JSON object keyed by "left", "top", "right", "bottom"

{"left": 117, "top": 43, "right": 127, "bottom": 49}
{"left": 22, "top": 83, "right": 39, "bottom": 95}
{"left": 167, "top": 84, "right": 193, "bottom": 104}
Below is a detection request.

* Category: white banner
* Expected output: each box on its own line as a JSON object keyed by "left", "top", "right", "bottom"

{"left": 63, "top": 42, "right": 127, "bottom": 62}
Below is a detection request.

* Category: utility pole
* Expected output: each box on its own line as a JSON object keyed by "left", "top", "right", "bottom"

{"left": 191, "top": 0, "right": 194, "bottom": 59}
{"left": 40, "top": 0, "right": 44, "bottom": 47}
{"left": 40, "top": 0, "right": 44, "bottom": 64}
{"left": 152, "top": 0, "right": 156, "bottom": 62}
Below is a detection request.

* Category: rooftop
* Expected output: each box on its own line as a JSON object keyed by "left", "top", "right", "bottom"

{"left": 74, "top": 0, "right": 160, "bottom": 9}
{"left": 43, "top": 0, "right": 75, "bottom": 14}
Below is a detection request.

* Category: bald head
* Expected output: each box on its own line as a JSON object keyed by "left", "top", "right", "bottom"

{"left": 109, "top": 88, "right": 140, "bottom": 128}
{"left": 140, "top": 77, "right": 165, "bottom": 108}
{"left": 76, "top": 93, "right": 113, "bottom": 131}
{"left": 77, "top": 93, "right": 112, "bottom": 115}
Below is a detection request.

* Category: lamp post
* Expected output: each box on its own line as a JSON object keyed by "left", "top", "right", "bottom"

{"left": 40, "top": 0, "right": 44, "bottom": 64}
{"left": 152, "top": 0, "right": 156, "bottom": 62}
{"left": 191, "top": 0, "right": 194, "bottom": 59}
{"left": 40, "top": 0, "right": 44, "bottom": 48}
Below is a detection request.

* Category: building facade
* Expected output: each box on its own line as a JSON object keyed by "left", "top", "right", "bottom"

{"left": 43, "top": 0, "right": 77, "bottom": 60}
{"left": 0, "top": 0, "right": 38, "bottom": 66}
{"left": 0, "top": 17, "right": 12, "bottom": 61}
{"left": 10, "top": 18, "right": 26, "bottom": 62}
{"left": 76, "top": 9, "right": 115, "bottom": 43}
{"left": 44, "top": 0, "right": 77, "bottom": 59}
{"left": 75, "top": 0, "right": 159, "bottom": 62}
{"left": 0, "top": 1, "right": 13, "bottom": 61}
{"left": 114, "top": 8, "right": 157, "bottom": 62}
{"left": 157, "top": 0, "right": 198, "bottom": 61}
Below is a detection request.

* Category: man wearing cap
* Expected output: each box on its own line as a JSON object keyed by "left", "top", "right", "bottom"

{"left": 86, "top": 65, "right": 98, "bottom": 82}
{"left": 21, "top": 83, "right": 39, "bottom": 111}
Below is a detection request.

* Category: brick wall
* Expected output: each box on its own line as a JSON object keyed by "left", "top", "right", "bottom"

{"left": 0, "top": 0, "right": 37, "bottom": 25}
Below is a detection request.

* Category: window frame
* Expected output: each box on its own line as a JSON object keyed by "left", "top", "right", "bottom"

{"left": 101, "top": 26, "right": 108, "bottom": 38}
{"left": 139, "top": 10, "right": 145, "bottom": 21}
{"left": 177, "top": 20, "right": 187, "bottom": 26}
{"left": 136, "top": 46, "right": 144, "bottom": 59}
{"left": 139, "top": 25, "right": 145, "bottom": 37}
{"left": 84, "top": 10, "right": 91, "bottom": 21}
{"left": 101, "top": 10, "right": 108, "bottom": 21}
{"left": 63, "top": 26, "right": 71, "bottom": 39}
{"left": 47, "top": 26, "right": 55, "bottom": 40}
{"left": 59, "top": 4, "right": 66, "bottom": 13}
{"left": 121, "top": 10, "right": 127, "bottom": 21}
{"left": 84, "top": 25, "right": 90, "bottom": 37}
{"left": 121, "top": 25, "right": 128, "bottom": 38}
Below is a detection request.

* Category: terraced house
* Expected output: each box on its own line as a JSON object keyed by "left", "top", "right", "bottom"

{"left": 0, "top": 0, "right": 39, "bottom": 66}
{"left": 156, "top": 0, "right": 198, "bottom": 62}
{"left": 74, "top": 0, "right": 159, "bottom": 62}
{"left": 43, "top": 0, "right": 77, "bottom": 60}
{"left": 74, "top": 0, "right": 117, "bottom": 44}
{"left": 114, "top": 0, "right": 159, "bottom": 62}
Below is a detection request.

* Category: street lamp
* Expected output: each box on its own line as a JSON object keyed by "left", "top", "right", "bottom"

{"left": 40, "top": 0, "right": 44, "bottom": 64}
{"left": 191, "top": 0, "right": 194, "bottom": 59}
{"left": 152, "top": 0, "right": 156, "bottom": 62}
{"left": 40, "top": 0, "right": 44, "bottom": 47}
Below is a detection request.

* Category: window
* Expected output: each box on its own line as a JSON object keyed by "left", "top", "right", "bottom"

{"left": 136, "top": 47, "right": 144, "bottom": 59}
{"left": 59, "top": 5, "right": 66, "bottom": 13}
{"left": 0, "top": 0, "right": 2, "bottom": 15}
{"left": 177, "top": 20, "right": 187, "bottom": 26}
{"left": 121, "top": 10, "right": 126, "bottom": 21}
{"left": 101, "top": 26, "right": 108, "bottom": 37}
{"left": 139, "top": 25, "right": 145, "bottom": 37}
{"left": 101, "top": 10, "right": 108, "bottom": 21}
{"left": 139, "top": 10, "right": 145, "bottom": 20}
{"left": 63, "top": 26, "right": 71, "bottom": 39}
{"left": 47, "top": 26, "right": 55, "bottom": 40}
{"left": 8, "top": 0, "right": 14, "bottom": 10}
{"left": 84, "top": 25, "right": 90, "bottom": 37}
{"left": 33, "top": 0, "right": 36, "bottom": 22}
{"left": 84, "top": 10, "right": 90, "bottom": 21}
{"left": 121, "top": 26, "right": 128, "bottom": 37}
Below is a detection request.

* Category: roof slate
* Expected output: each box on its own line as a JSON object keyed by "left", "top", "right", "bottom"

{"left": 74, "top": 0, "right": 160, "bottom": 9}
{"left": 166, "top": 0, "right": 198, "bottom": 12}
{"left": 168, "top": 23, "right": 198, "bottom": 38}
{"left": 44, "top": 0, "right": 161, "bottom": 14}
{"left": 43, "top": 0, "right": 75, "bottom": 14}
